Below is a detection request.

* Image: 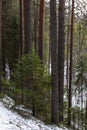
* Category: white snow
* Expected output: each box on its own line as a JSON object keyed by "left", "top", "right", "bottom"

{"left": 0, "top": 101, "right": 68, "bottom": 130}
{"left": 2, "top": 96, "right": 15, "bottom": 108}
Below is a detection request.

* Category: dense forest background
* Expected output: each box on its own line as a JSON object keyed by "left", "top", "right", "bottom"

{"left": 0, "top": 0, "right": 87, "bottom": 129}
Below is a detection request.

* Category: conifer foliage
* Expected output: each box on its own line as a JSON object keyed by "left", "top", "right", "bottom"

{"left": 0, "top": 0, "right": 87, "bottom": 128}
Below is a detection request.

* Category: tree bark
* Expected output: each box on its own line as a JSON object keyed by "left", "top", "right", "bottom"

{"left": 66, "top": 0, "right": 70, "bottom": 90}
{"left": 39, "top": 0, "right": 45, "bottom": 61}
{"left": 58, "top": 0, "right": 65, "bottom": 122}
{"left": 0, "top": 0, "right": 2, "bottom": 93}
{"left": 50, "top": 0, "right": 59, "bottom": 125}
{"left": 86, "top": 93, "right": 87, "bottom": 130}
{"left": 23, "top": 0, "right": 32, "bottom": 54}
{"left": 19, "top": 0, "right": 23, "bottom": 57}
{"left": 68, "top": 0, "right": 74, "bottom": 126}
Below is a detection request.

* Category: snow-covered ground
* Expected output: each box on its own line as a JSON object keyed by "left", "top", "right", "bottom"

{"left": 0, "top": 101, "right": 68, "bottom": 130}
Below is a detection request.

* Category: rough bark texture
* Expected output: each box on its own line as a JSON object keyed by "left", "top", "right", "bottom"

{"left": 58, "top": 0, "right": 65, "bottom": 122}
{"left": 23, "top": 0, "right": 32, "bottom": 89}
{"left": 19, "top": 0, "right": 23, "bottom": 57}
{"left": 66, "top": 0, "right": 70, "bottom": 90}
{"left": 68, "top": 0, "right": 74, "bottom": 126}
{"left": 0, "top": 0, "right": 2, "bottom": 92}
{"left": 23, "top": 0, "right": 32, "bottom": 54}
{"left": 50, "top": 0, "right": 59, "bottom": 125}
{"left": 39, "top": 0, "right": 45, "bottom": 61}
{"left": 34, "top": 1, "right": 39, "bottom": 52}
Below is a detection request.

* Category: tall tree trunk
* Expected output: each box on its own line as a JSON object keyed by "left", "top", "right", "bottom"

{"left": 23, "top": 0, "right": 32, "bottom": 54}
{"left": 86, "top": 93, "right": 87, "bottom": 130}
{"left": 0, "top": 0, "right": 2, "bottom": 93}
{"left": 50, "top": 0, "right": 59, "bottom": 125}
{"left": 68, "top": 0, "right": 74, "bottom": 126}
{"left": 66, "top": 0, "right": 71, "bottom": 90}
{"left": 39, "top": 0, "right": 45, "bottom": 61}
{"left": 2, "top": 1, "right": 5, "bottom": 80}
{"left": 33, "top": 1, "right": 39, "bottom": 52}
{"left": 23, "top": 0, "right": 33, "bottom": 111}
{"left": 19, "top": 0, "right": 23, "bottom": 57}
{"left": 34, "top": 1, "right": 37, "bottom": 52}
{"left": 58, "top": 0, "right": 65, "bottom": 123}
{"left": 19, "top": 0, "right": 25, "bottom": 104}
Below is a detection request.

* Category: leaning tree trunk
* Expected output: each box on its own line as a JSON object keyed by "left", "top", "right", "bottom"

{"left": 50, "top": 0, "right": 59, "bottom": 125}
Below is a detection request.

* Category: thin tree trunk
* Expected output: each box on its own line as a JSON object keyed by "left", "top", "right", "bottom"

{"left": 19, "top": 0, "right": 25, "bottom": 103}
{"left": 85, "top": 93, "right": 87, "bottom": 130}
{"left": 19, "top": 0, "right": 23, "bottom": 57}
{"left": 48, "top": 29, "right": 51, "bottom": 74}
{"left": 33, "top": 1, "right": 39, "bottom": 52}
{"left": 66, "top": 0, "right": 71, "bottom": 90}
{"left": 34, "top": 2, "right": 37, "bottom": 52}
{"left": 68, "top": 0, "right": 74, "bottom": 126}
{"left": 81, "top": 86, "right": 83, "bottom": 130}
{"left": 39, "top": 0, "right": 45, "bottom": 61}
{"left": 0, "top": 0, "right": 2, "bottom": 93}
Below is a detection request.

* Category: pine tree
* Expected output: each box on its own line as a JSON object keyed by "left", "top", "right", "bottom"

{"left": 19, "top": 0, "right": 23, "bottom": 57}
{"left": 68, "top": 0, "right": 74, "bottom": 126}
{"left": 58, "top": 0, "right": 65, "bottom": 122}
{"left": 23, "top": 0, "right": 32, "bottom": 54}
{"left": 0, "top": 0, "right": 2, "bottom": 92}
{"left": 39, "top": 0, "right": 45, "bottom": 61}
{"left": 50, "top": 0, "right": 59, "bottom": 125}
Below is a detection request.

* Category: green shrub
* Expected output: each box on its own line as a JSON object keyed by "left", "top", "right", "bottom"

{"left": 13, "top": 51, "right": 51, "bottom": 122}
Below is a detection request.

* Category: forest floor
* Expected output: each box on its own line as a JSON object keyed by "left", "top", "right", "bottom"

{"left": 0, "top": 96, "right": 69, "bottom": 130}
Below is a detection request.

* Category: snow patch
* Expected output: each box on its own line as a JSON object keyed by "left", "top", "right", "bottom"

{"left": 0, "top": 96, "right": 68, "bottom": 130}
{"left": 2, "top": 96, "right": 15, "bottom": 109}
